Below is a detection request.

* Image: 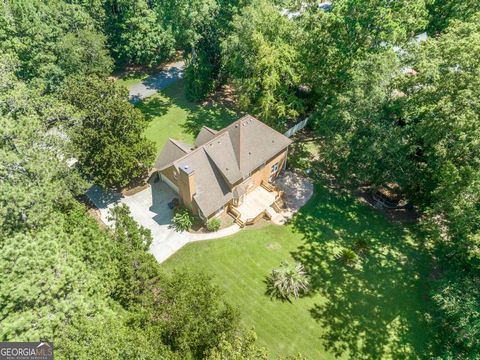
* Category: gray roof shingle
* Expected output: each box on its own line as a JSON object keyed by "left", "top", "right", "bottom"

{"left": 156, "top": 115, "right": 292, "bottom": 217}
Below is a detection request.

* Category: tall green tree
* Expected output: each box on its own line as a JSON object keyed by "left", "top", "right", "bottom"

{"left": 104, "top": 0, "right": 175, "bottom": 67}
{"left": 427, "top": 0, "right": 480, "bottom": 33}
{"left": 137, "top": 271, "right": 240, "bottom": 359}
{"left": 300, "top": 0, "right": 429, "bottom": 104}
{"left": 182, "top": 0, "right": 250, "bottom": 100}
{"left": 0, "top": 58, "right": 116, "bottom": 340}
{"left": 222, "top": 0, "right": 303, "bottom": 128}
{"left": 62, "top": 76, "right": 155, "bottom": 188}
{"left": 0, "top": 0, "right": 112, "bottom": 89}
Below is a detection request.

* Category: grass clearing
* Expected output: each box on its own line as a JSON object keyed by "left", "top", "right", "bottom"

{"left": 135, "top": 79, "right": 238, "bottom": 155}
{"left": 163, "top": 183, "right": 437, "bottom": 359}
{"left": 116, "top": 73, "right": 149, "bottom": 88}
{"left": 134, "top": 75, "right": 437, "bottom": 359}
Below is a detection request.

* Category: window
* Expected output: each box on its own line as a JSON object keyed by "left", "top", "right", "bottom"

{"left": 271, "top": 162, "right": 279, "bottom": 174}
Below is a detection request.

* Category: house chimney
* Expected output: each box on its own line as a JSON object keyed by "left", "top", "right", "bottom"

{"left": 178, "top": 164, "right": 196, "bottom": 206}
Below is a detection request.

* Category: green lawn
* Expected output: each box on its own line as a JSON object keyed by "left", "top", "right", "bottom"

{"left": 116, "top": 72, "right": 148, "bottom": 88}
{"left": 135, "top": 79, "right": 238, "bottom": 155}
{"left": 163, "top": 183, "right": 437, "bottom": 359}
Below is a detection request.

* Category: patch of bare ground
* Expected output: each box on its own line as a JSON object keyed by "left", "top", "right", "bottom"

{"left": 120, "top": 171, "right": 156, "bottom": 196}
{"left": 355, "top": 186, "right": 419, "bottom": 224}
{"left": 77, "top": 194, "right": 108, "bottom": 230}
{"left": 200, "top": 84, "right": 237, "bottom": 109}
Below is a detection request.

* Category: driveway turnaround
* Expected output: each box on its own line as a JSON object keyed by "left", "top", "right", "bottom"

{"left": 86, "top": 181, "right": 240, "bottom": 263}
{"left": 129, "top": 61, "right": 185, "bottom": 103}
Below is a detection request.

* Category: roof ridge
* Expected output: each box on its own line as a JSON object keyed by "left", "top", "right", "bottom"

{"left": 169, "top": 138, "right": 192, "bottom": 153}
{"left": 172, "top": 131, "right": 230, "bottom": 167}
{"left": 203, "top": 126, "right": 218, "bottom": 134}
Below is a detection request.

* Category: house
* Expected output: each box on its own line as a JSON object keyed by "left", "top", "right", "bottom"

{"left": 154, "top": 115, "right": 292, "bottom": 221}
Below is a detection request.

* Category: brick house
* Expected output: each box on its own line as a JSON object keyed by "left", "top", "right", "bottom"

{"left": 154, "top": 115, "right": 292, "bottom": 221}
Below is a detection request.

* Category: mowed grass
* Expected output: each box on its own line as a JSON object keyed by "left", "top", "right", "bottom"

{"left": 163, "top": 184, "right": 437, "bottom": 359}
{"left": 115, "top": 70, "right": 149, "bottom": 88}
{"left": 135, "top": 79, "right": 238, "bottom": 156}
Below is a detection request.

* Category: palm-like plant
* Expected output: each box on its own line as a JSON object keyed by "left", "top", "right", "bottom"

{"left": 267, "top": 261, "right": 310, "bottom": 300}
{"left": 336, "top": 248, "right": 358, "bottom": 266}
{"left": 354, "top": 238, "right": 369, "bottom": 255}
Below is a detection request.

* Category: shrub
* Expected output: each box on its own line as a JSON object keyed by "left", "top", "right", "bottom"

{"left": 266, "top": 261, "right": 309, "bottom": 300}
{"left": 354, "top": 238, "right": 369, "bottom": 255}
{"left": 171, "top": 207, "right": 194, "bottom": 232}
{"left": 336, "top": 248, "right": 358, "bottom": 266}
{"left": 206, "top": 218, "right": 221, "bottom": 232}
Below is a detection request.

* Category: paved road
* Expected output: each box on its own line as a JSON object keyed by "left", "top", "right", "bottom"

{"left": 129, "top": 61, "right": 185, "bottom": 103}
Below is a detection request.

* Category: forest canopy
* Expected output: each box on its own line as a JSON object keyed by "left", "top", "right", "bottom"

{"left": 1, "top": 0, "right": 479, "bottom": 358}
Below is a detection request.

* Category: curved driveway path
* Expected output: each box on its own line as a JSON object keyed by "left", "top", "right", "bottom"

{"left": 129, "top": 61, "right": 184, "bottom": 103}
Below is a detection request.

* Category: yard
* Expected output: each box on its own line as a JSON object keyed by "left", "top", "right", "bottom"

{"left": 129, "top": 76, "right": 437, "bottom": 359}
{"left": 135, "top": 79, "right": 238, "bottom": 155}
{"left": 164, "top": 183, "right": 438, "bottom": 359}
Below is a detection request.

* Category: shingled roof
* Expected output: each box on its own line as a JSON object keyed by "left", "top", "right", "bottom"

{"left": 154, "top": 115, "right": 292, "bottom": 217}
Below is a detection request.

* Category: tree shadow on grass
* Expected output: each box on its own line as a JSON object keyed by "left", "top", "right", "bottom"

{"left": 136, "top": 79, "right": 238, "bottom": 137}
{"left": 135, "top": 96, "right": 171, "bottom": 121}
{"left": 182, "top": 104, "right": 238, "bottom": 137}
{"left": 289, "top": 183, "right": 438, "bottom": 359}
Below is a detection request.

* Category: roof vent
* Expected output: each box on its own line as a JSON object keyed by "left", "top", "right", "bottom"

{"left": 248, "top": 151, "right": 252, "bottom": 155}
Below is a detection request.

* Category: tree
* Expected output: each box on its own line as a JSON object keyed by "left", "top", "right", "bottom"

{"left": 0, "top": 62, "right": 116, "bottom": 340}
{"left": 57, "top": 313, "right": 177, "bottom": 359}
{"left": 62, "top": 76, "right": 155, "bottom": 188}
{"left": 137, "top": 271, "right": 240, "bottom": 359}
{"left": 427, "top": 0, "right": 480, "bottom": 33}
{"left": 153, "top": 0, "right": 219, "bottom": 51}
{"left": 182, "top": 0, "right": 250, "bottom": 100}
{"left": 207, "top": 331, "right": 268, "bottom": 360}
{"left": 0, "top": 0, "right": 112, "bottom": 88}
{"left": 313, "top": 49, "right": 402, "bottom": 188}
{"left": 56, "top": 29, "right": 113, "bottom": 77}
{"left": 108, "top": 204, "right": 161, "bottom": 308}
{"left": 267, "top": 261, "right": 310, "bottom": 300}
{"left": 300, "top": 0, "right": 429, "bottom": 104}
{"left": 222, "top": 0, "right": 303, "bottom": 129}
{"left": 104, "top": 0, "right": 175, "bottom": 67}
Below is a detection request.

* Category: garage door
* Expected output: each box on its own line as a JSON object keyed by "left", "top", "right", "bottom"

{"left": 160, "top": 174, "right": 179, "bottom": 194}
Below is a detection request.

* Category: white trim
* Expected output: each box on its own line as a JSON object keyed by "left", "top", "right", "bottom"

{"left": 271, "top": 162, "right": 279, "bottom": 174}
{"left": 160, "top": 173, "right": 179, "bottom": 194}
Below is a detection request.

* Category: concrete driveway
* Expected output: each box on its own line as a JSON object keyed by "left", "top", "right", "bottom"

{"left": 87, "top": 179, "right": 241, "bottom": 263}
{"left": 121, "top": 181, "right": 190, "bottom": 263}
{"left": 86, "top": 181, "right": 189, "bottom": 263}
{"left": 129, "top": 61, "right": 184, "bottom": 103}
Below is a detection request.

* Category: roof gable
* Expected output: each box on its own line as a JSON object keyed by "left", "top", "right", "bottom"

{"left": 219, "top": 115, "right": 293, "bottom": 176}
{"left": 204, "top": 132, "right": 242, "bottom": 185}
{"left": 194, "top": 126, "right": 219, "bottom": 147}
{"left": 154, "top": 138, "right": 192, "bottom": 169}
{"left": 157, "top": 115, "right": 292, "bottom": 216}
